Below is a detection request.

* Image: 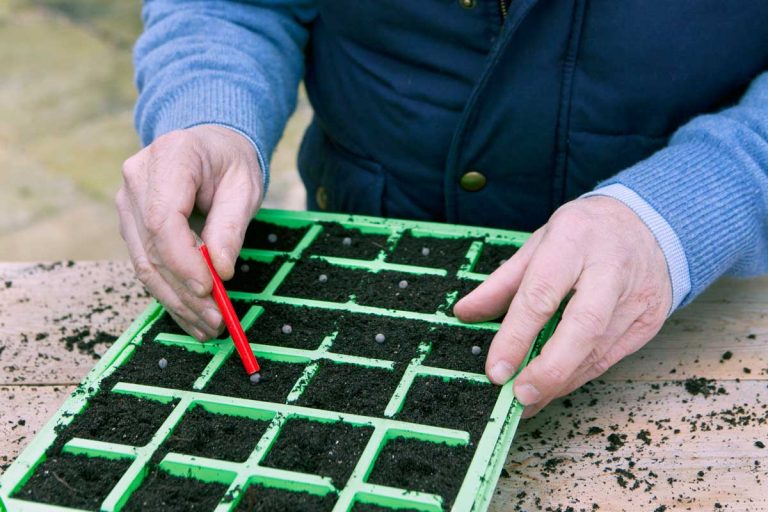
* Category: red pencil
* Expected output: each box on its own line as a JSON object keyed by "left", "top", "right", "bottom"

{"left": 195, "top": 236, "right": 260, "bottom": 376}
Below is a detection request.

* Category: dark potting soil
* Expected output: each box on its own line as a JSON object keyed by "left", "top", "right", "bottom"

{"left": 235, "top": 484, "right": 337, "bottom": 511}
{"left": 13, "top": 453, "right": 129, "bottom": 509}
{"left": 13, "top": 454, "right": 131, "bottom": 510}
{"left": 156, "top": 406, "right": 270, "bottom": 463}
{"left": 397, "top": 376, "right": 499, "bottom": 442}
{"left": 103, "top": 340, "right": 213, "bottom": 391}
{"left": 277, "top": 259, "right": 361, "bottom": 303}
{"left": 367, "top": 437, "right": 473, "bottom": 509}
{"left": 213, "top": 299, "right": 257, "bottom": 340}
{"left": 61, "top": 329, "right": 117, "bottom": 360}
{"left": 352, "top": 504, "right": 420, "bottom": 512}
{"left": 227, "top": 256, "right": 286, "bottom": 294}
{"left": 473, "top": 243, "right": 519, "bottom": 275}
{"left": 298, "top": 361, "right": 400, "bottom": 417}
{"left": 441, "top": 278, "right": 481, "bottom": 317}
{"left": 53, "top": 393, "right": 175, "bottom": 452}
{"left": 242, "top": 220, "right": 309, "bottom": 252}
{"left": 310, "top": 222, "right": 388, "bottom": 260}
{"left": 261, "top": 418, "right": 373, "bottom": 486}
{"left": 331, "top": 314, "right": 430, "bottom": 362}
{"left": 355, "top": 271, "right": 454, "bottom": 314}
{"left": 388, "top": 231, "right": 476, "bottom": 271}
{"left": 204, "top": 354, "right": 305, "bottom": 403}
{"left": 423, "top": 326, "right": 494, "bottom": 374}
{"left": 247, "top": 303, "right": 340, "bottom": 350}
{"left": 122, "top": 467, "right": 228, "bottom": 512}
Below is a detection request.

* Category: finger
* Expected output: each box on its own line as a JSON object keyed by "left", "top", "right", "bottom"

{"left": 512, "top": 267, "right": 624, "bottom": 406}
{"left": 117, "top": 190, "right": 218, "bottom": 341}
{"left": 201, "top": 169, "right": 261, "bottom": 280}
{"left": 484, "top": 235, "right": 582, "bottom": 385}
{"left": 454, "top": 228, "right": 544, "bottom": 323}
{"left": 554, "top": 312, "right": 650, "bottom": 399}
{"left": 124, "top": 159, "right": 222, "bottom": 331}
{"left": 125, "top": 136, "right": 214, "bottom": 301}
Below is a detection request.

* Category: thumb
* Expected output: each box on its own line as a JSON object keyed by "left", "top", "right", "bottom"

{"left": 200, "top": 171, "right": 262, "bottom": 280}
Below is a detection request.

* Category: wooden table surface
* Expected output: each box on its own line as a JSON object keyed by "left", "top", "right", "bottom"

{"left": 1, "top": 261, "right": 766, "bottom": 511}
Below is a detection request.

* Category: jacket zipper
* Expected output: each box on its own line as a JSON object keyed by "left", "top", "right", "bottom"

{"left": 498, "top": 0, "right": 509, "bottom": 20}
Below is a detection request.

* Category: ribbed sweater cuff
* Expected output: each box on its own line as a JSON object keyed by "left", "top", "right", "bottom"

{"left": 147, "top": 79, "right": 273, "bottom": 193}
{"left": 583, "top": 184, "right": 691, "bottom": 314}
{"left": 601, "top": 139, "right": 756, "bottom": 307}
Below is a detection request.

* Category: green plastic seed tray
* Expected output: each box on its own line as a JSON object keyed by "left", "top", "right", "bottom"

{"left": 0, "top": 210, "right": 562, "bottom": 512}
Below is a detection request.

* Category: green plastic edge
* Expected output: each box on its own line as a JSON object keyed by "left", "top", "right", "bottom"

{"left": 0, "top": 209, "right": 557, "bottom": 512}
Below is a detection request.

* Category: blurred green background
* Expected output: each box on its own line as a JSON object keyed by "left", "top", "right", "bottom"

{"left": 0, "top": 0, "right": 310, "bottom": 261}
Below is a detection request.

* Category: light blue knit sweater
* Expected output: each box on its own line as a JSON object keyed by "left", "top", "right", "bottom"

{"left": 133, "top": 1, "right": 768, "bottom": 311}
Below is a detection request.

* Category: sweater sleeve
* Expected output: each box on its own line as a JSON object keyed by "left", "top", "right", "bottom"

{"left": 594, "top": 71, "right": 768, "bottom": 308}
{"left": 133, "top": 0, "right": 317, "bottom": 190}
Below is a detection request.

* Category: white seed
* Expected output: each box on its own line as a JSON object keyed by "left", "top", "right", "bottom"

{"left": 250, "top": 373, "right": 261, "bottom": 384}
{"left": 398, "top": 280, "right": 408, "bottom": 289}
{"left": 471, "top": 345, "right": 482, "bottom": 356}
{"left": 240, "top": 264, "right": 250, "bottom": 273}
{"left": 158, "top": 358, "right": 168, "bottom": 369}
{"left": 499, "top": 259, "right": 508, "bottom": 266}
{"left": 281, "top": 324, "right": 293, "bottom": 335}
{"left": 342, "top": 237, "right": 352, "bottom": 247}
{"left": 421, "top": 247, "right": 430, "bottom": 257}
{"left": 318, "top": 274, "right": 329, "bottom": 283}
{"left": 374, "top": 333, "right": 386, "bottom": 344}
{"left": 267, "top": 233, "right": 278, "bottom": 243}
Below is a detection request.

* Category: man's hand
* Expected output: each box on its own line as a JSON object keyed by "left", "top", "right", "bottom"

{"left": 454, "top": 196, "right": 672, "bottom": 417}
{"left": 116, "top": 125, "right": 263, "bottom": 341}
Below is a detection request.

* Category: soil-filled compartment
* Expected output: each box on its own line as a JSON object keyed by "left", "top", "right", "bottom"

{"left": 156, "top": 405, "right": 271, "bottom": 463}
{"left": 396, "top": 376, "right": 500, "bottom": 442}
{"left": 422, "top": 325, "right": 494, "bottom": 374}
{"left": 309, "top": 222, "right": 388, "bottom": 260}
{"left": 12, "top": 452, "right": 131, "bottom": 510}
{"left": 246, "top": 303, "right": 340, "bottom": 351}
{"left": 388, "top": 231, "right": 477, "bottom": 272}
{"left": 204, "top": 354, "right": 307, "bottom": 403}
{"left": 242, "top": 220, "right": 310, "bottom": 252}
{"left": 276, "top": 259, "right": 363, "bottom": 303}
{"left": 367, "top": 437, "right": 473, "bottom": 510}
{"left": 331, "top": 313, "right": 430, "bottom": 362}
{"left": 472, "top": 242, "right": 519, "bottom": 275}
{"left": 53, "top": 392, "right": 176, "bottom": 451}
{"left": 235, "top": 484, "right": 337, "bottom": 511}
{"left": 297, "top": 361, "right": 401, "bottom": 417}
{"left": 261, "top": 418, "right": 373, "bottom": 486}
{"left": 122, "top": 467, "right": 229, "bottom": 512}
{"left": 226, "top": 256, "right": 286, "bottom": 294}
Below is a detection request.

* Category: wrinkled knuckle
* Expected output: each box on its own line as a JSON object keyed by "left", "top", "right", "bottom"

{"left": 133, "top": 258, "right": 154, "bottom": 284}
{"left": 521, "top": 281, "right": 561, "bottom": 318}
{"left": 539, "top": 363, "right": 569, "bottom": 386}
{"left": 592, "top": 356, "right": 614, "bottom": 376}
{"left": 121, "top": 157, "right": 141, "bottom": 186}
{"left": 571, "top": 309, "right": 608, "bottom": 337}
{"left": 143, "top": 201, "right": 168, "bottom": 236}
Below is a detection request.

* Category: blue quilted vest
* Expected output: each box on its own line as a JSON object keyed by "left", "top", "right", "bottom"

{"left": 298, "top": 0, "right": 768, "bottom": 230}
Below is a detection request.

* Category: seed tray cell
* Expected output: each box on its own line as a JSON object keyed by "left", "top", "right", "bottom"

{"left": 0, "top": 209, "right": 561, "bottom": 512}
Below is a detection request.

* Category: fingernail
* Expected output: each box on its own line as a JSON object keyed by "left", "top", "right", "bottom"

{"left": 187, "top": 279, "right": 206, "bottom": 297}
{"left": 203, "top": 308, "right": 222, "bottom": 329}
{"left": 514, "top": 383, "right": 541, "bottom": 406}
{"left": 489, "top": 360, "right": 515, "bottom": 385}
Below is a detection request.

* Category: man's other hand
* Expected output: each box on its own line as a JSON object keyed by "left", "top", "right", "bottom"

{"left": 116, "top": 125, "right": 263, "bottom": 341}
{"left": 454, "top": 196, "right": 672, "bottom": 417}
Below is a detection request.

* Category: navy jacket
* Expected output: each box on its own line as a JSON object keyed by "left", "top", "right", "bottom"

{"left": 299, "top": 0, "right": 768, "bottom": 230}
